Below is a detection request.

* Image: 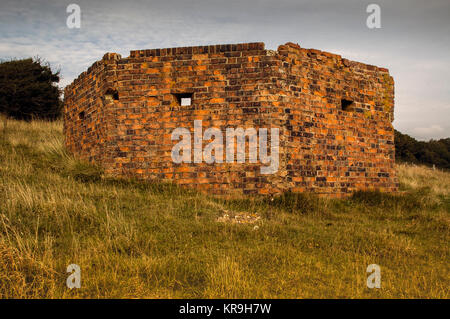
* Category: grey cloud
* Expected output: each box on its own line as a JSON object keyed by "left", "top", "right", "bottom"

{"left": 0, "top": 0, "right": 449, "bottom": 140}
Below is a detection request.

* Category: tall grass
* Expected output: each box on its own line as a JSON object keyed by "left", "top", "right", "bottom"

{"left": 0, "top": 119, "right": 448, "bottom": 298}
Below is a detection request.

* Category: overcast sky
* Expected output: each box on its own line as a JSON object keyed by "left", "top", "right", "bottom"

{"left": 0, "top": 0, "right": 449, "bottom": 140}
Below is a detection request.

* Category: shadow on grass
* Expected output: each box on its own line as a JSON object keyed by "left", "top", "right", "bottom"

{"left": 349, "top": 188, "right": 437, "bottom": 211}
{"left": 264, "top": 191, "right": 322, "bottom": 214}
{"left": 211, "top": 191, "right": 324, "bottom": 216}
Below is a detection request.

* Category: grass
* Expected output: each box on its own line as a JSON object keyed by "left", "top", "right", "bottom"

{"left": 0, "top": 119, "right": 448, "bottom": 298}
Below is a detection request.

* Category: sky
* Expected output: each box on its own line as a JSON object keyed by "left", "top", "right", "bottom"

{"left": 0, "top": 0, "right": 449, "bottom": 140}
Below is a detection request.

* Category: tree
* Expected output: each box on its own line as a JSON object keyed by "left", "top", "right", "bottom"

{"left": 394, "top": 129, "right": 450, "bottom": 170}
{"left": 0, "top": 57, "right": 62, "bottom": 122}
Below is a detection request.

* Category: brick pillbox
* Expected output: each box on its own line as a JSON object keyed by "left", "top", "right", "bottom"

{"left": 63, "top": 42, "right": 398, "bottom": 197}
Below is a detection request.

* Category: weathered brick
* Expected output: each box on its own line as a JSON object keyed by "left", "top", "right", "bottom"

{"left": 64, "top": 42, "right": 397, "bottom": 197}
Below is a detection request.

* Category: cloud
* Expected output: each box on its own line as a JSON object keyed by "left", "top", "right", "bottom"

{"left": 0, "top": 0, "right": 449, "bottom": 140}
{"left": 412, "top": 125, "right": 445, "bottom": 140}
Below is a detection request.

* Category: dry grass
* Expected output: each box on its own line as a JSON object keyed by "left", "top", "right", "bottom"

{"left": 0, "top": 119, "right": 448, "bottom": 298}
{"left": 397, "top": 162, "right": 450, "bottom": 196}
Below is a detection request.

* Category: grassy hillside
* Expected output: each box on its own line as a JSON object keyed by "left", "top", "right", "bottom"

{"left": 0, "top": 119, "right": 448, "bottom": 298}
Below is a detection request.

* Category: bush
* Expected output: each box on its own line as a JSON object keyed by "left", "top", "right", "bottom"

{"left": 0, "top": 57, "right": 61, "bottom": 120}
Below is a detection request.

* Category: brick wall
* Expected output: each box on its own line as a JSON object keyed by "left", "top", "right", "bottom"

{"left": 64, "top": 42, "right": 398, "bottom": 196}
{"left": 276, "top": 43, "right": 397, "bottom": 195}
